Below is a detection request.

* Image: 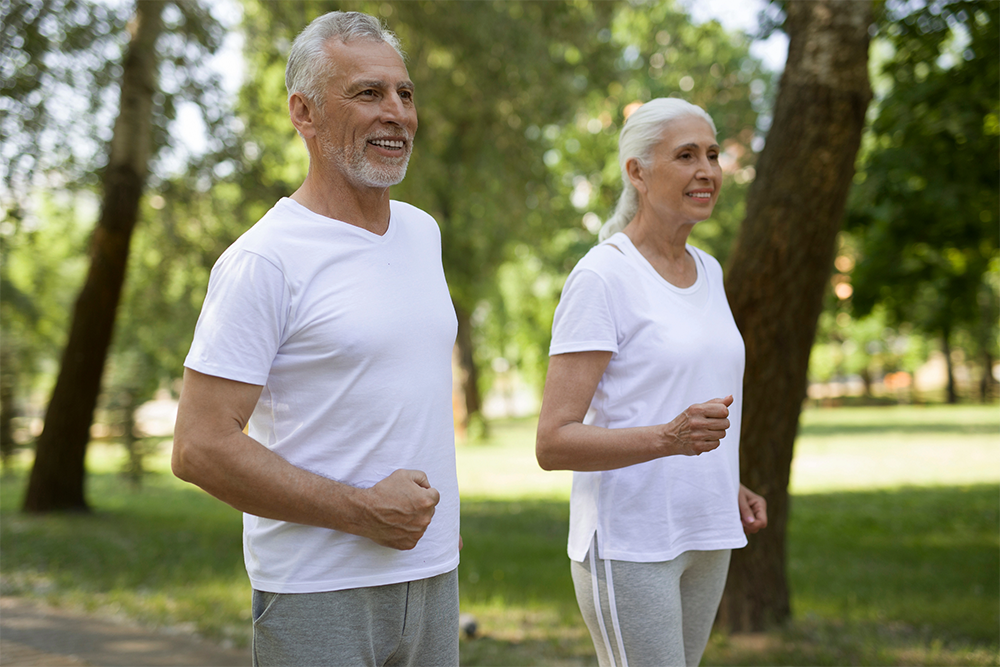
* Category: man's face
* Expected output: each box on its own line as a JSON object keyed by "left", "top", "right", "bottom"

{"left": 314, "top": 38, "right": 418, "bottom": 189}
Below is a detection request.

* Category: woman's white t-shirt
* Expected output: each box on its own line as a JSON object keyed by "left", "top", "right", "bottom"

{"left": 550, "top": 232, "right": 748, "bottom": 563}
{"left": 185, "top": 198, "right": 460, "bottom": 593}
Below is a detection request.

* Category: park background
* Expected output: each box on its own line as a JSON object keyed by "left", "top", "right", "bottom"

{"left": 1, "top": 0, "right": 998, "bottom": 665}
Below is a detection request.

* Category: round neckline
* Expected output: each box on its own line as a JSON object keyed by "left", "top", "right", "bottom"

{"left": 606, "top": 232, "right": 705, "bottom": 294}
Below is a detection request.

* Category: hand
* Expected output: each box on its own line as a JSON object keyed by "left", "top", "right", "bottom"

{"left": 664, "top": 395, "right": 733, "bottom": 456}
{"left": 359, "top": 469, "right": 441, "bottom": 551}
{"left": 738, "top": 484, "right": 767, "bottom": 534}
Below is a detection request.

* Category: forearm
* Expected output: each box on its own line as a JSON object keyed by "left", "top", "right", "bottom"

{"left": 536, "top": 420, "right": 677, "bottom": 472}
{"left": 172, "top": 428, "right": 367, "bottom": 533}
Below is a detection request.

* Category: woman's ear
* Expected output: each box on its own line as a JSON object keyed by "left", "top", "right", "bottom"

{"left": 626, "top": 158, "right": 648, "bottom": 195}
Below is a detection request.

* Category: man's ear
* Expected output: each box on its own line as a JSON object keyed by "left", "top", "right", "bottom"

{"left": 626, "top": 158, "right": 648, "bottom": 195}
{"left": 289, "top": 92, "right": 318, "bottom": 139}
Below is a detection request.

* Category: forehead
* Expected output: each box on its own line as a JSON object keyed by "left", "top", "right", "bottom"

{"left": 657, "top": 115, "right": 717, "bottom": 148}
{"left": 324, "top": 38, "right": 411, "bottom": 88}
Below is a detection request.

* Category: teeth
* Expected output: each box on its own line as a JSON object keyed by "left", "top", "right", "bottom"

{"left": 689, "top": 192, "right": 711, "bottom": 199}
{"left": 371, "top": 139, "right": 405, "bottom": 149}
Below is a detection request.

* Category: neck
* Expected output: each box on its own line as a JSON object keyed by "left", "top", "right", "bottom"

{"left": 623, "top": 209, "right": 698, "bottom": 288}
{"left": 624, "top": 208, "right": 692, "bottom": 261}
{"left": 291, "top": 168, "right": 392, "bottom": 236}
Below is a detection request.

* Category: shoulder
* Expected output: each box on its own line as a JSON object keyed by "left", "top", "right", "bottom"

{"left": 566, "top": 239, "right": 633, "bottom": 290}
{"left": 688, "top": 245, "right": 724, "bottom": 276}
{"left": 211, "top": 201, "right": 307, "bottom": 279}
{"left": 391, "top": 200, "right": 438, "bottom": 227}
{"left": 226, "top": 200, "right": 301, "bottom": 256}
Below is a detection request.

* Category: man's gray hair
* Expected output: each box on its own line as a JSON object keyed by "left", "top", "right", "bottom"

{"left": 598, "top": 98, "right": 718, "bottom": 242}
{"left": 285, "top": 11, "right": 404, "bottom": 105}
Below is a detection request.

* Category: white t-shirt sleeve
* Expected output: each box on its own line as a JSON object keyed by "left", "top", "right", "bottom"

{"left": 184, "top": 249, "right": 290, "bottom": 386}
{"left": 549, "top": 267, "right": 619, "bottom": 356}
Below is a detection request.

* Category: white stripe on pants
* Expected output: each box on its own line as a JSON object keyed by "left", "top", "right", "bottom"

{"left": 571, "top": 537, "right": 731, "bottom": 667}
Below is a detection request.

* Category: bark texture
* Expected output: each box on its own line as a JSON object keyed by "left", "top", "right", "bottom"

{"left": 717, "top": 0, "right": 872, "bottom": 631}
{"left": 453, "top": 303, "right": 483, "bottom": 433}
{"left": 23, "top": 1, "right": 164, "bottom": 512}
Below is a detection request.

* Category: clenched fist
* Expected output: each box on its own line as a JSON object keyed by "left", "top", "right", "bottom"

{"left": 358, "top": 469, "right": 441, "bottom": 550}
{"left": 663, "top": 395, "right": 733, "bottom": 457}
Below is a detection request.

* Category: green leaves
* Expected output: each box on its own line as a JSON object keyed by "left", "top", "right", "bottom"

{"left": 847, "top": 2, "right": 999, "bottom": 341}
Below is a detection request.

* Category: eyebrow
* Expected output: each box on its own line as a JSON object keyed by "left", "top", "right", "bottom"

{"left": 675, "top": 142, "right": 720, "bottom": 151}
{"left": 347, "top": 79, "right": 415, "bottom": 94}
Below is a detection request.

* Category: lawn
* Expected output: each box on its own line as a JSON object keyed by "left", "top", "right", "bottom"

{"left": 1, "top": 404, "right": 997, "bottom": 665}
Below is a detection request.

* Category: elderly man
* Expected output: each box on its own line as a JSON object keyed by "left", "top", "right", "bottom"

{"left": 172, "top": 11, "right": 460, "bottom": 666}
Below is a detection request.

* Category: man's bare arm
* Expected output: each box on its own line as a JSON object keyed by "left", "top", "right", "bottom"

{"left": 171, "top": 368, "right": 438, "bottom": 550}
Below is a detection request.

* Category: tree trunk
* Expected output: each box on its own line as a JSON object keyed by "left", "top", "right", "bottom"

{"left": 119, "top": 391, "right": 144, "bottom": 491}
{"left": 981, "top": 350, "right": 997, "bottom": 403}
{"left": 717, "top": 0, "right": 872, "bottom": 631}
{"left": 453, "top": 302, "right": 483, "bottom": 433}
{"left": 0, "top": 348, "right": 16, "bottom": 470}
{"left": 942, "top": 331, "right": 958, "bottom": 404}
{"left": 23, "top": 1, "right": 164, "bottom": 513}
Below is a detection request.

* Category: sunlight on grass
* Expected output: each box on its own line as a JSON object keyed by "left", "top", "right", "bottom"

{"left": 457, "top": 417, "right": 572, "bottom": 500}
{"left": 456, "top": 405, "right": 1000, "bottom": 498}
{"left": 792, "top": 405, "right": 1000, "bottom": 493}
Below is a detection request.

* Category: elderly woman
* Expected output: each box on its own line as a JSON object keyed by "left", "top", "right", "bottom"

{"left": 536, "top": 98, "right": 767, "bottom": 667}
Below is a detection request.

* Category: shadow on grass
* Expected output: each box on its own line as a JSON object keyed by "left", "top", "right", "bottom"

{"left": 787, "top": 485, "right": 999, "bottom": 648}
{"left": 799, "top": 421, "right": 999, "bottom": 437}
{"left": 1, "top": 472, "right": 245, "bottom": 594}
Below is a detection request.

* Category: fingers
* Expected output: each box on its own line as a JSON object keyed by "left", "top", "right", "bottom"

{"left": 706, "top": 394, "right": 734, "bottom": 408}
{"left": 364, "top": 470, "right": 440, "bottom": 551}
{"left": 407, "top": 469, "right": 433, "bottom": 490}
{"left": 667, "top": 396, "right": 737, "bottom": 457}
{"left": 739, "top": 484, "right": 768, "bottom": 534}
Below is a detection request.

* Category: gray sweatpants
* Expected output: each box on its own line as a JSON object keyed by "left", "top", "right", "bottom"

{"left": 251, "top": 569, "right": 459, "bottom": 667}
{"left": 571, "top": 540, "right": 730, "bottom": 667}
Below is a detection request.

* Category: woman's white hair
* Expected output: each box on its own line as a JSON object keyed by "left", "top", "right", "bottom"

{"left": 598, "top": 98, "right": 718, "bottom": 242}
{"left": 285, "top": 11, "right": 404, "bottom": 106}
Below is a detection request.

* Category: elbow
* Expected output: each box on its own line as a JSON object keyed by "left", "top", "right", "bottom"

{"left": 170, "top": 429, "right": 205, "bottom": 485}
{"left": 170, "top": 435, "right": 193, "bottom": 482}
{"left": 536, "top": 449, "right": 556, "bottom": 472}
{"left": 534, "top": 431, "right": 559, "bottom": 471}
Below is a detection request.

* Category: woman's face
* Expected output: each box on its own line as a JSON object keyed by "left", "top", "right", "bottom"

{"left": 629, "top": 115, "right": 722, "bottom": 226}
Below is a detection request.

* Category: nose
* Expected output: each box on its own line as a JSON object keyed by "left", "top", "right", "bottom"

{"left": 695, "top": 155, "right": 716, "bottom": 180}
{"left": 380, "top": 92, "right": 411, "bottom": 127}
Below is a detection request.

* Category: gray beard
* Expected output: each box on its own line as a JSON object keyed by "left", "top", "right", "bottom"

{"left": 322, "top": 136, "right": 410, "bottom": 189}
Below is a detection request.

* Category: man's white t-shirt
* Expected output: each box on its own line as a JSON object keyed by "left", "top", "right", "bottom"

{"left": 550, "top": 232, "right": 748, "bottom": 563}
{"left": 185, "top": 198, "right": 460, "bottom": 593}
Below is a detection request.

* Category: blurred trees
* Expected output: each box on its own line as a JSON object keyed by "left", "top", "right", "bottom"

{"left": 7, "top": 0, "right": 229, "bottom": 511}
{"left": 845, "top": 0, "right": 999, "bottom": 403}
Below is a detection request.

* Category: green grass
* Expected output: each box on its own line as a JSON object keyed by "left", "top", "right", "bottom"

{"left": 1, "top": 404, "right": 998, "bottom": 665}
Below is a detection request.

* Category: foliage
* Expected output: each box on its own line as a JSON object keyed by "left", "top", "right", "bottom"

{"left": 0, "top": 192, "right": 92, "bottom": 464}
{"left": 0, "top": 0, "right": 230, "bottom": 201}
{"left": 809, "top": 305, "right": 932, "bottom": 389}
{"left": 845, "top": 1, "right": 999, "bottom": 372}
{"left": 1, "top": 0, "right": 235, "bottom": 482}
{"left": 475, "top": 0, "right": 771, "bottom": 398}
